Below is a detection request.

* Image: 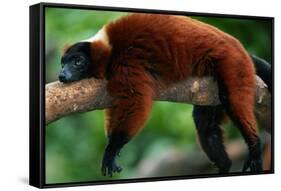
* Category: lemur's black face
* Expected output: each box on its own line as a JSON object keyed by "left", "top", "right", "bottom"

{"left": 59, "top": 42, "right": 92, "bottom": 83}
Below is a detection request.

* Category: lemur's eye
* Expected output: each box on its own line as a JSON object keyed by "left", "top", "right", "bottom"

{"left": 74, "top": 58, "right": 82, "bottom": 66}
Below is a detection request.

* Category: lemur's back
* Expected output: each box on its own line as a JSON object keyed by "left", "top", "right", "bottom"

{"left": 105, "top": 13, "right": 248, "bottom": 83}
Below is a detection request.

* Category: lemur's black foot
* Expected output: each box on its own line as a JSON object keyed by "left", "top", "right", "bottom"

{"left": 101, "top": 149, "right": 122, "bottom": 177}
{"left": 243, "top": 155, "right": 262, "bottom": 172}
{"left": 243, "top": 142, "right": 263, "bottom": 172}
{"left": 217, "top": 160, "right": 232, "bottom": 174}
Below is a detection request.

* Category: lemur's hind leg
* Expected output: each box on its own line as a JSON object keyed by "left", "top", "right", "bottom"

{"left": 217, "top": 53, "right": 262, "bottom": 172}
{"left": 193, "top": 105, "right": 231, "bottom": 173}
{"left": 102, "top": 61, "right": 155, "bottom": 177}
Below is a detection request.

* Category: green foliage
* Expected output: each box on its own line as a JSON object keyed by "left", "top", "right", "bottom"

{"left": 45, "top": 7, "right": 272, "bottom": 183}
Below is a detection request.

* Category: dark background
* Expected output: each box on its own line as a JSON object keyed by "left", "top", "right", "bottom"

{"left": 45, "top": 7, "right": 272, "bottom": 184}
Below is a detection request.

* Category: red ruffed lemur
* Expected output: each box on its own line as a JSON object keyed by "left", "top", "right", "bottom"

{"left": 59, "top": 13, "right": 272, "bottom": 176}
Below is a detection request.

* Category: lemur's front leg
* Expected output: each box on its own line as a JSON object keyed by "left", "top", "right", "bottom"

{"left": 101, "top": 62, "right": 155, "bottom": 177}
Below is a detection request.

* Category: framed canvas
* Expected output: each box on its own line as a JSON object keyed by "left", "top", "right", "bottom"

{"left": 29, "top": 2, "right": 274, "bottom": 188}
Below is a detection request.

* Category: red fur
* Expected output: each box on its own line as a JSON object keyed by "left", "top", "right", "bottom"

{"left": 90, "top": 41, "right": 111, "bottom": 78}
{"left": 91, "top": 13, "right": 258, "bottom": 142}
{"left": 105, "top": 58, "right": 155, "bottom": 137}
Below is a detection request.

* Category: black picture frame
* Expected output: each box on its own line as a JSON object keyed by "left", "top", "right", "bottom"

{"left": 30, "top": 2, "right": 274, "bottom": 188}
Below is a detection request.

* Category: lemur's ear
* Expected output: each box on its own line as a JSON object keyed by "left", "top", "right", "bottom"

{"left": 62, "top": 43, "right": 71, "bottom": 54}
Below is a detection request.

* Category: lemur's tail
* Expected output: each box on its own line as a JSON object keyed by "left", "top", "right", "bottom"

{"left": 251, "top": 55, "right": 272, "bottom": 93}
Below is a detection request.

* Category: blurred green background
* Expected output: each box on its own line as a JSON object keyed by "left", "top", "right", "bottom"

{"left": 45, "top": 7, "right": 272, "bottom": 184}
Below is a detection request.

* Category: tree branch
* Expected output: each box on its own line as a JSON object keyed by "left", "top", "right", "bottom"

{"left": 45, "top": 76, "right": 271, "bottom": 132}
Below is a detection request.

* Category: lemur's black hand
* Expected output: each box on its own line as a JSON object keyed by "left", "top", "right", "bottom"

{"left": 101, "top": 147, "right": 122, "bottom": 177}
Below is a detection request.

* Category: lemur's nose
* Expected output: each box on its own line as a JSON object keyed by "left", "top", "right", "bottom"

{"left": 59, "top": 73, "right": 66, "bottom": 82}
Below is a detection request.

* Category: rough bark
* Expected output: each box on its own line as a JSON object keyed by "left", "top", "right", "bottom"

{"left": 45, "top": 76, "right": 271, "bottom": 132}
